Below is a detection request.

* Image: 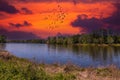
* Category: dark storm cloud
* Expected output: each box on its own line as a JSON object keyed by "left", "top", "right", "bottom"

{"left": 71, "top": 14, "right": 104, "bottom": 32}
{"left": 0, "top": 28, "right": 39, "bottom": 40}
{"left": 21, "top": 7, "right": 33, "bottom": 14}
{"left": 9, "top": 21, "right": 32, "bottom": 28}
{"left": 71, "top": 3, "right": 120, "bottom": 33}
{"left": 0, "top": 0, "right": 19, "bottom": 14}
{"left": 103, "top": 3, "right": 120, "bottom": 26}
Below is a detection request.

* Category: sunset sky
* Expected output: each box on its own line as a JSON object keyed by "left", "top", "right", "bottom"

{"left": 0, "top": 0, "right": 120, "bottom": 40}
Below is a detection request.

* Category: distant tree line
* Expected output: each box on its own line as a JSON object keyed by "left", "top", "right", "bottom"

{"left": 0, "top": 35, "right": 6, "bottom": 43}
{"left": 47, "top": 29, "right": 120, "bottom": 45}
{"left": 1, "top": 29, "right": 120, "bottom": 44}
{"left": 8, "top": 39, "right": 46, "bottom": 43}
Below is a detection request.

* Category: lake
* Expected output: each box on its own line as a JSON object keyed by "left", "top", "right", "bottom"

{"left": 1, "top": 43, "right": 120, "bottom": 67}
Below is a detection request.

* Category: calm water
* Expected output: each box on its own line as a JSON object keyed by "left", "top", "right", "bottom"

{"left": 1, "top": 43, "right": 120, "bottom": 67}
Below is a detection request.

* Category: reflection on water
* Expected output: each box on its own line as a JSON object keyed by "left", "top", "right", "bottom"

{"left": 2, "top": 43, "right": 120, "bottom": 67}
{"left": 48, "top": 45, "right": 120, "bottom": 67}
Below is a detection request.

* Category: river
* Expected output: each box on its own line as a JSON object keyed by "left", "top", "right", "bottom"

{"left": 1, "top": 43, "right": 120, "bottom": 67}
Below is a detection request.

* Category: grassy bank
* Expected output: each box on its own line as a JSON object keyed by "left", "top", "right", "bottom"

{"left": 74, "top": 44, "right": 120, "bottom": 47}
{"left": 0, "top": 51, "right": 120, "bottom": 80}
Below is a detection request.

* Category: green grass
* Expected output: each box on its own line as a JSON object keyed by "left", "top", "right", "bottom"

{"left": 0, "top": 56, "right": 76, "bottom": 80}
{"left": 96, "top": 68, "right": 112, "bottom": 77}
{"left": 0, "top": 51, "right": 120, "bottom": 80}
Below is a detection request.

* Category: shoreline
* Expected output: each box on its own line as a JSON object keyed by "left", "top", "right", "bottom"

{"left": 2, "top": 42, "right": 120, "bottom": 47}
{"left": 0, "top": 50, "right": 120, "bottom": 80}
{"left": 75, "top": 44, "right": 120, "bottom": 46}
{"left": 4, "top": 42, "right": 120, "bottom": 46}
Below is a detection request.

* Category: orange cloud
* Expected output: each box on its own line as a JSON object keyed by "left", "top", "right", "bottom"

{"left": 0, "top": 2, "right": 117, "bottom": 38}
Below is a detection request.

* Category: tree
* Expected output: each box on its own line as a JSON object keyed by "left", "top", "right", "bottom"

{"left": 79, "top": 35, "right": 90, "bottom": 44}
{"left": 67, "top": 37, "right": 73, "bottom": 44}
{"left": 107, "top": 36, "right": 114, "bottom": 44}
{"left": 0, "top": 35, "right": 6, "bottom": 43}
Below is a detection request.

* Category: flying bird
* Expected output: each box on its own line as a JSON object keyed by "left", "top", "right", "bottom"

{"left": 46, "top": 3, "right": 67, "bottom": 31}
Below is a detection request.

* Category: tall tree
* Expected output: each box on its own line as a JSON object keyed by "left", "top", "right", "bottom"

{"left": 0, "top": 35, "right": 6, "bottom": 43}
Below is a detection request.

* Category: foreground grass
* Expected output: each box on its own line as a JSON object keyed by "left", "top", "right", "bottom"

{"left": 0, "top": 51, "right": 120, "bottom": 80}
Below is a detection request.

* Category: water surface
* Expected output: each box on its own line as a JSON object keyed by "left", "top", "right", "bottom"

{"left": 1, "top": 43, "right": 120, "bottom": 67}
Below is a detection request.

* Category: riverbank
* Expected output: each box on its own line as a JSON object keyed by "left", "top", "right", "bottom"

{"left": 74, "top": 44, "right": 120, "bottom": 47}
{"left": 0, "top": 51, "right": 120, "bottom": 80}
{"left": 47, "top": 43, "right": 120, "bottom": 47}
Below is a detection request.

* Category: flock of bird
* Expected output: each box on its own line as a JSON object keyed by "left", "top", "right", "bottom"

{"left": 42, "top": 0, "right": 77, "bottom": 35}
{"left": 43, "top": 4, "right": 68, "bottom": 31}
